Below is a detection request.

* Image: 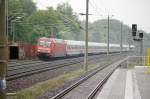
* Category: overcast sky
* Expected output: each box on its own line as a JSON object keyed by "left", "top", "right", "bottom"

{"left": 33, "top": 0, "right": 150, "bottom": 33}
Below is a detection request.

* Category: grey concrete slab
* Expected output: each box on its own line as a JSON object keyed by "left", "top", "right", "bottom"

{"left": 134, "top": 66, "right": 150, "bottom": 99}
{"left": 96, "top": 66, "right": 150, "bottom": 99}
{"left": 96, "top": 69, "right": 126, "bottom": 99}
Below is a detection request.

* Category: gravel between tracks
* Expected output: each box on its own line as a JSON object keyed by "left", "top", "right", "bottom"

{"left": 7, "top": 54, "right": 123, "bottom": 93}
{"left": 61, "top": 62, "right": 116, "bottom": 99}
{"left": 37, "top": 56, "right": 123, "bottom": 99}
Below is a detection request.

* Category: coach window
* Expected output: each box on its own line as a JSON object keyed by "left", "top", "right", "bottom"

{"left": 71, "top": 45, "right": 73, "bottom": 49}
{"left": 69, "top": 45, "right": 71, "bottom": 49}
{"left": 92, "top": 46, "right": 94, "bottom": 49}
{"left": 39, "top": 41, "right": 45, "bottom": 46}
{"left": 76, "top": 45, "right": 78, "bottom": 49}
{"left": 72, "top": 45, "right": 74, "bottom": 49}
{"left": 68, "top": 46, "right": 70, "bottom": 49}
{"left": 75, "top": 45, "right": 77, "bottom": 49}
{"left": 46, "top": 42, "right": 51, "bottom": 47}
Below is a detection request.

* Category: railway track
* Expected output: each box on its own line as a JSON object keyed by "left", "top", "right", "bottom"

{"left": 51, "top": 57, "right": 127, "bottom": 99}
{"left": 7, "top": 53, "right": 124, "bottom": 81}
{"left": 7, "top": 58, "right": 81, "bottom": 80}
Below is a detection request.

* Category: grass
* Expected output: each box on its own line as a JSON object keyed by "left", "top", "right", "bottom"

{"left": 127, "top": 64, "right": 135, "bottom": 69}
{"left": 8, "top": 69, "right": 85, "bottom": 99}
{"left": 7, "top": 61, "right": 111, "bottom": 99}
{"left": 8, "top": 76, "right": 65, "bottom": 99}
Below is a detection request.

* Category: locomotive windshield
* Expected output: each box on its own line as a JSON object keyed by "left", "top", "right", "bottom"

{"left": 39, "top": 41, "right": 51, "bottom": 47}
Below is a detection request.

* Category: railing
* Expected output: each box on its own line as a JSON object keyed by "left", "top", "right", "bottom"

{"left": 127, "top": 56, "right": 150, "bottom": 68}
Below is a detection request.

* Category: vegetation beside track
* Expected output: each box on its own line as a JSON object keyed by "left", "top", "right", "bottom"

{"left": 7, "top": 58, "right": 114, "bottom": 99}
{"left": 8, "top": 69, "right": 84, "bottom": 99}
{"left": 7, "top": 61, "right": 107, "bottom": 99}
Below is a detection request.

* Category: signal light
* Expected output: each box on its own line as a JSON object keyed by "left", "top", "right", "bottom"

{"left": 139, "top": 33, "right": 143, "bottom": 39}
{"left": 132, "top": 31, "right": 136, "bottom": 37}
{"left": 132, "top": 24, "right": 137, "bottom": 36}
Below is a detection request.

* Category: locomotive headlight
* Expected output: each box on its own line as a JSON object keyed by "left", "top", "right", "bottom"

{"left": 38, "top": 49, "right": 41, "bottom": 52}
{"left": 47, "top": 49, "right": 51, "bottom": 53}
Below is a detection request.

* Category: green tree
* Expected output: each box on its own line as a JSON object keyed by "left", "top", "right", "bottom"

{"left": 57, "top": 2, "right": 82, "bottom": 40}
{"left": 8, "top": 0, "right": 36, "bottom": 19}
{"left": 8, "top": 1, "right": 83, "bottom": 43}
{"left": 27, "top": 7, "right": 61, "bottom": 39}
{"left": 8, "top": 0, "right": 37, "bottom": 43}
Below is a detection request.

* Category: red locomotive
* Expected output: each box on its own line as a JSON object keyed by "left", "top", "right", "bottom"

{"left": 37, "top": 37, "right": 67, "bottom": 59}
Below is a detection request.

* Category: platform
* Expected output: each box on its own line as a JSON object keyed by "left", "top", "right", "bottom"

{"left": 96, "top": 66, "right": 150, "bottom": 99}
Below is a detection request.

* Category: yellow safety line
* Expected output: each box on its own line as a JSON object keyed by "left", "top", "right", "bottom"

{"left": 145, "top": 48, "right": 150, "bottom": 74}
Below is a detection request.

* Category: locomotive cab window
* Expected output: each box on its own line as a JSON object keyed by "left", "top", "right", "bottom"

{"left": 39, "top": 41, "right": 51, "bottom": 47}
{"left": 39, "top": 41, "right": 45, "bottom": 46}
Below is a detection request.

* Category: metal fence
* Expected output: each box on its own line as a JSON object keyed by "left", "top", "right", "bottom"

{"left": 127, "top": 56, "right": 150, "bottom": 68}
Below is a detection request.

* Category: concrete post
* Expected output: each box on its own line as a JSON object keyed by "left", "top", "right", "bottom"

{"left": 107, "top": 15, "right": 109, "bottom": 56}
{"left": 0, "top": 0, "right": 8, "bottom": 98}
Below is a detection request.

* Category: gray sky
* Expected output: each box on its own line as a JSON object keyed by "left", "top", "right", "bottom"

{"left": 33, "top": 0, "right": 150, "bottom": 33}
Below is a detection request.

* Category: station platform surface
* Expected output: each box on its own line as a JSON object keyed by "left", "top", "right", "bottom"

{"left": 96, "top": 66, "right": 150, "bottom": 99}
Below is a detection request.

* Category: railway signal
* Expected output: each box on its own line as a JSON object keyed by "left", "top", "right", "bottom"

{"left": 139, "top": 32, "right": 143, "bottom": 39}
{"left": 131, "top": 24, "right": 144, "bottom": 56}
{"left": 132, "top": 24, "right": 137, "bottom": 37}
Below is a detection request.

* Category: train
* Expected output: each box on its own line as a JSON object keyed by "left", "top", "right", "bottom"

{"left": 37, "top": 37, "right": 134, "bottom": 59}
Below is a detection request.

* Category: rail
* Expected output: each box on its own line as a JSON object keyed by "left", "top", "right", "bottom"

{"left": 51, "top": 57, "right": 128, "bottom": 99}
{"left": 7, "top": 54, "right": 119, "bottom": 80}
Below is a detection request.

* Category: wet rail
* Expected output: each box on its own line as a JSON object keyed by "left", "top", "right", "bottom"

{"left": 51, "top": 57, "right": 127, "bottom": 99}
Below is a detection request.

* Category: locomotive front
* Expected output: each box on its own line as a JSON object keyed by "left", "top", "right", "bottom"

{"left": 37, "top": 37, "right": 52, "bottom": 59}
